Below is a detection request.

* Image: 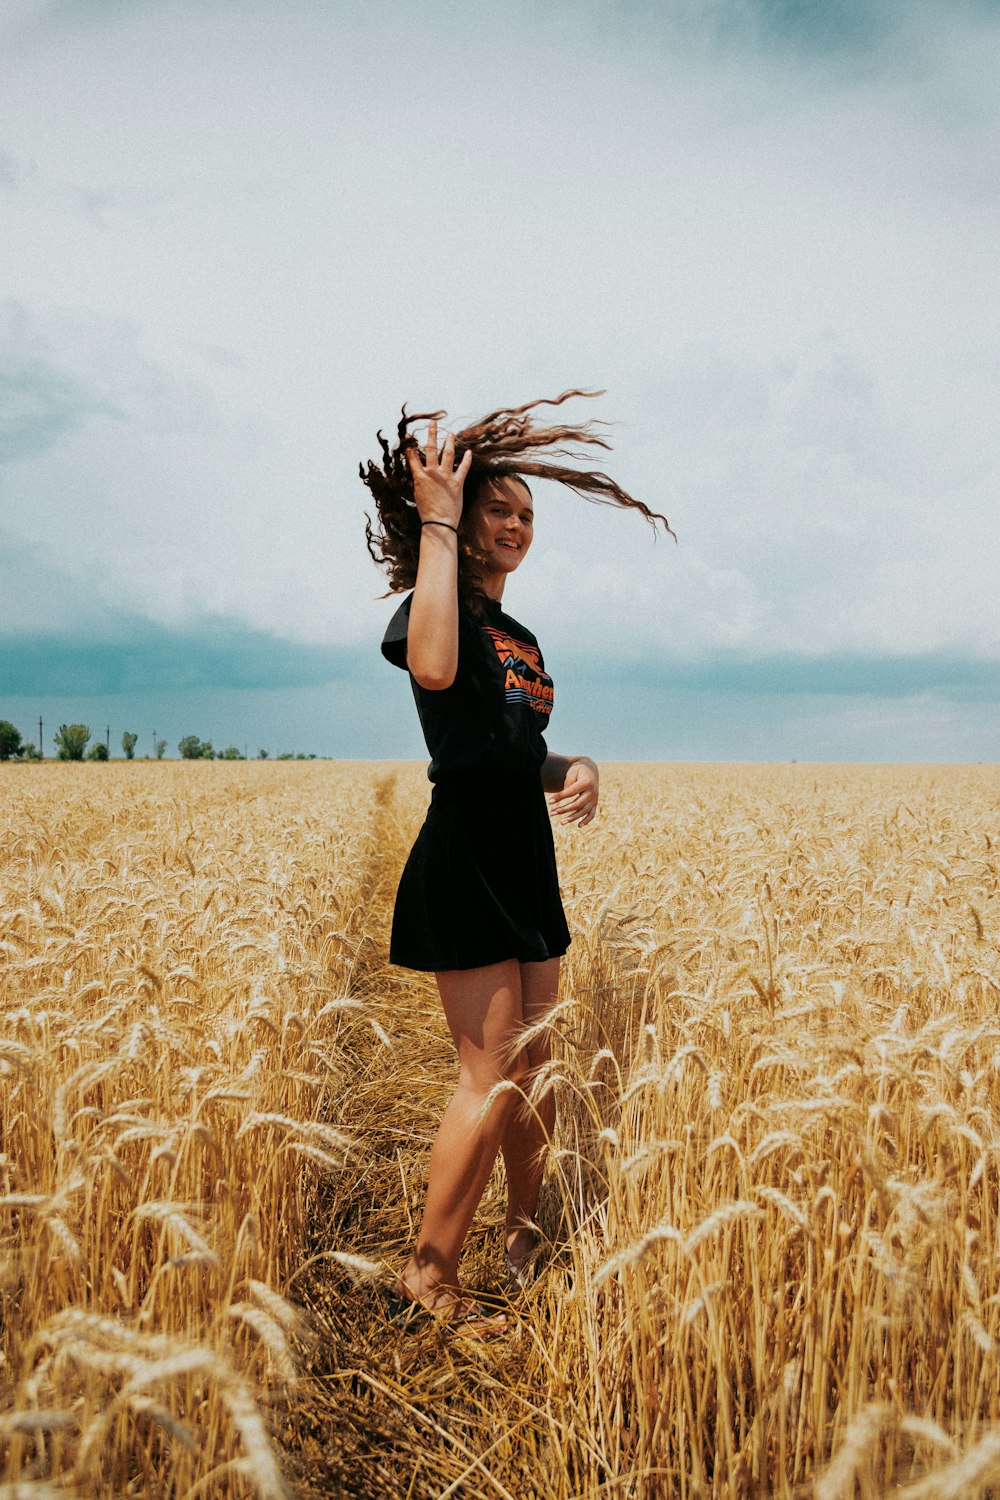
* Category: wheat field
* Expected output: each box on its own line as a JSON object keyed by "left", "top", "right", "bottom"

{"left": 1, "top": 760, "right": 999, "bottom": 1498}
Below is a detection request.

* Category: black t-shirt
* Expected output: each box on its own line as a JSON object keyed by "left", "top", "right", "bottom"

{"left": 381, "top": 592, "right": 555, "bottom": 781}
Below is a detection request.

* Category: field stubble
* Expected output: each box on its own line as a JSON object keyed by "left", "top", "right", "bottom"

{"left": 1, "top": 761, "right": 1000, "bottom": 1498}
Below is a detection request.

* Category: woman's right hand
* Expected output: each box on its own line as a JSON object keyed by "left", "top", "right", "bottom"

{"left": 404, "top": 417, "right": 466, "bottom": 689}
{"left": 405, "top": 417, "right": 472, "bottom": 530}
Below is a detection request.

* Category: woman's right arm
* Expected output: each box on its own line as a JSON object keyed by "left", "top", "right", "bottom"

{"left": 405, "top": 418, "right": 471, "bottom": 691}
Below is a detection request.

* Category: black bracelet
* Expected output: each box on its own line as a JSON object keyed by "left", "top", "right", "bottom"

{"left": 420, "top": 520, "right": 459, "bottom": 535}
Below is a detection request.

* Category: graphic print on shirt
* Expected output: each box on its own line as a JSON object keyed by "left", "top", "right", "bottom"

{"left": 481, "top": 625, "right": 554, "bottom": 717}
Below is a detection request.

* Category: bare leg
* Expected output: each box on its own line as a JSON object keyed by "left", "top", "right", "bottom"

{"left": 501, "top": 956, "right": 560, "bottom": 1266}
{"left": 396, "top": 958, "right": 527, "bottom": 1320}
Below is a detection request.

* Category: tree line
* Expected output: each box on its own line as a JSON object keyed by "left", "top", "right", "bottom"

{"left": 0, "top": 721, "right": 316, "bottom": 762}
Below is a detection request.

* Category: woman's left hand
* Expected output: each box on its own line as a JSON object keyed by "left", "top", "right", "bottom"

{"left": 547, "top": 757, "right": 599, "bottom": 828}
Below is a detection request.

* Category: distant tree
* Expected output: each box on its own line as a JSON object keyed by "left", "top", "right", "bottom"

{"left": 0, "top": 720, "right": 23, "bottom": 760}
{"left": 121, "top": 731, "right": 139, "bottom": 760}
{"left": 257, "top": 749, "right": 269, "bottom": 760}
{"left": 86, "top": 742, "right": 110, "bottom": 762}
{"left": 178, "top": 735, "right": 215, "bottom": 760}
{"left": 18, "top": 740, "right": 42, "bottom": 761}
{"left": 277, "top": 752, "right": 294, "bottom": 760}
{"left": 218, "top": 746, "right": 244, "bottom": 760}
{"left": 55, "top": 724, "right": 91, "bottom": 761}
{"left": 155, "top": 739, "right": 167, "bottom": 760}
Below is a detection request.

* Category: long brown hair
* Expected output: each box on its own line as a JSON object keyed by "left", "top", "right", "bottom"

{"left": 360, "top": 389, "right": 674, "bottom": 618}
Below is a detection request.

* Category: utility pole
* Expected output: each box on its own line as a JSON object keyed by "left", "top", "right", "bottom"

{"left": 106, "top": 724, "right": 111, "bottom": 753}
{"left": 38, "top": 717, "right": 43, "bottom": 759}
{"left": 152, "top": 729, "right": 156, "bottom": 760}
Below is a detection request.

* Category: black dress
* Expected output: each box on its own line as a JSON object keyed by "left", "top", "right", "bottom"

{"left": 381, "top": 592, "right": 572, "bottom": 972}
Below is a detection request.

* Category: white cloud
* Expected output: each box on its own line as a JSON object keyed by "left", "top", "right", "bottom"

{"left": 0, "top": 0, "right": 997, "bottom": 683}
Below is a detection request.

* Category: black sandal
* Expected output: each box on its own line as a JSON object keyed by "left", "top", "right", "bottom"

{"left": 381, "top": 1288, "right": 509, "bottom": 1341}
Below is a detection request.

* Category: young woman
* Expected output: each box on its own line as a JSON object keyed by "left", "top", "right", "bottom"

{"left": 361, "top": 392, "right": 671, "bottom": 1339}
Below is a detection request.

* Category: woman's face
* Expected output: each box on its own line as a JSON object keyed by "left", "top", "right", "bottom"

{"left": 464, "top": 479, "right": 534, "bottom": 581}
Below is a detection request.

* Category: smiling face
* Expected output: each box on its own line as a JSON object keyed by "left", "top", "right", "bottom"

{"left": 463, "top": 477, "right": 534, "bottom": 598}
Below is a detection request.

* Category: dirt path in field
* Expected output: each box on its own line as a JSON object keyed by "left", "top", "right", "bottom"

{"left": 276, "top": 770, "right": 515, "bottom": 1500}
{"left": 340, "top": 769, "right": 405, "bottom": 994}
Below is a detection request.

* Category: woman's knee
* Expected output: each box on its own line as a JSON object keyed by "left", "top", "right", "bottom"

{"left": 522, "top": 1032, "right": 552, "bottom": 1073}
{"left": 504, "top": 1043, "right": 532, "bottom": 1092}
{"left": 457, "top": 1043, "right": 531, "bottom": 1099}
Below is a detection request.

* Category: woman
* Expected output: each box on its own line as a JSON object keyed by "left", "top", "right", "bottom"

{"left": 361, "top": 391, "right": 671, "bottom": 1339}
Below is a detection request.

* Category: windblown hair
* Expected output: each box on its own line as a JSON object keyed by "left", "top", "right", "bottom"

{"left": 360, "top": 389, "right": 674, "bottom": 618}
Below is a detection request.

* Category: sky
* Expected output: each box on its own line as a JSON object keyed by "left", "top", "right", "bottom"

{"left": 1, "top": 0, "right": 998, "bottom": 761}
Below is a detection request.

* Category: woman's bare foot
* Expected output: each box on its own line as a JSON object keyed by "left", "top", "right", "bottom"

{"left": 392, "top": 1277, "right": 508, "bottom": 1340}
{"left": 505, "top": 1227, "right": 537, "bottom": 1265}
{"left": 504, "top": 1227, "right": 540, "bottom": 1290}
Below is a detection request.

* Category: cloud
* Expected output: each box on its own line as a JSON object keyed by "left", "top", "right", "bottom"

{"left": 744, "top": 0, "right": 900, "bottom": 57}
{"left": 609, "top": 0, "right": 903, "bottom": 63}
{"left": 0, "top": 531, "right": 350, "bottom": 694}
{"left": 0, "top": 305, "right": 357, "bottom": 645}
{"left": 515, "top": 332, "right": 999, "bottom": 665}
{"left": 1, "top": 530, "right": 114, "bottom": 634}
{"left": 554, "top": 0, "right": 997, "bottom": 76}
{"left": 0, "top": 620, "right": 350, "bottom": 696}
{"left": 0, "top": 305, "right": 115, "bottom": 463}
{"left": 5, "top": 604, "right": 995, "bottom": 710}
{"left": 0, "top": 150, "right": 27, "bottom": 189}
{"left": 1, "top": 0, "right": 997, "bottom": 765}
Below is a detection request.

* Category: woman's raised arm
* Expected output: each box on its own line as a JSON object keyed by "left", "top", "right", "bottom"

{"left": 404, "top": 418, "right": 472, "bottom": 691}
